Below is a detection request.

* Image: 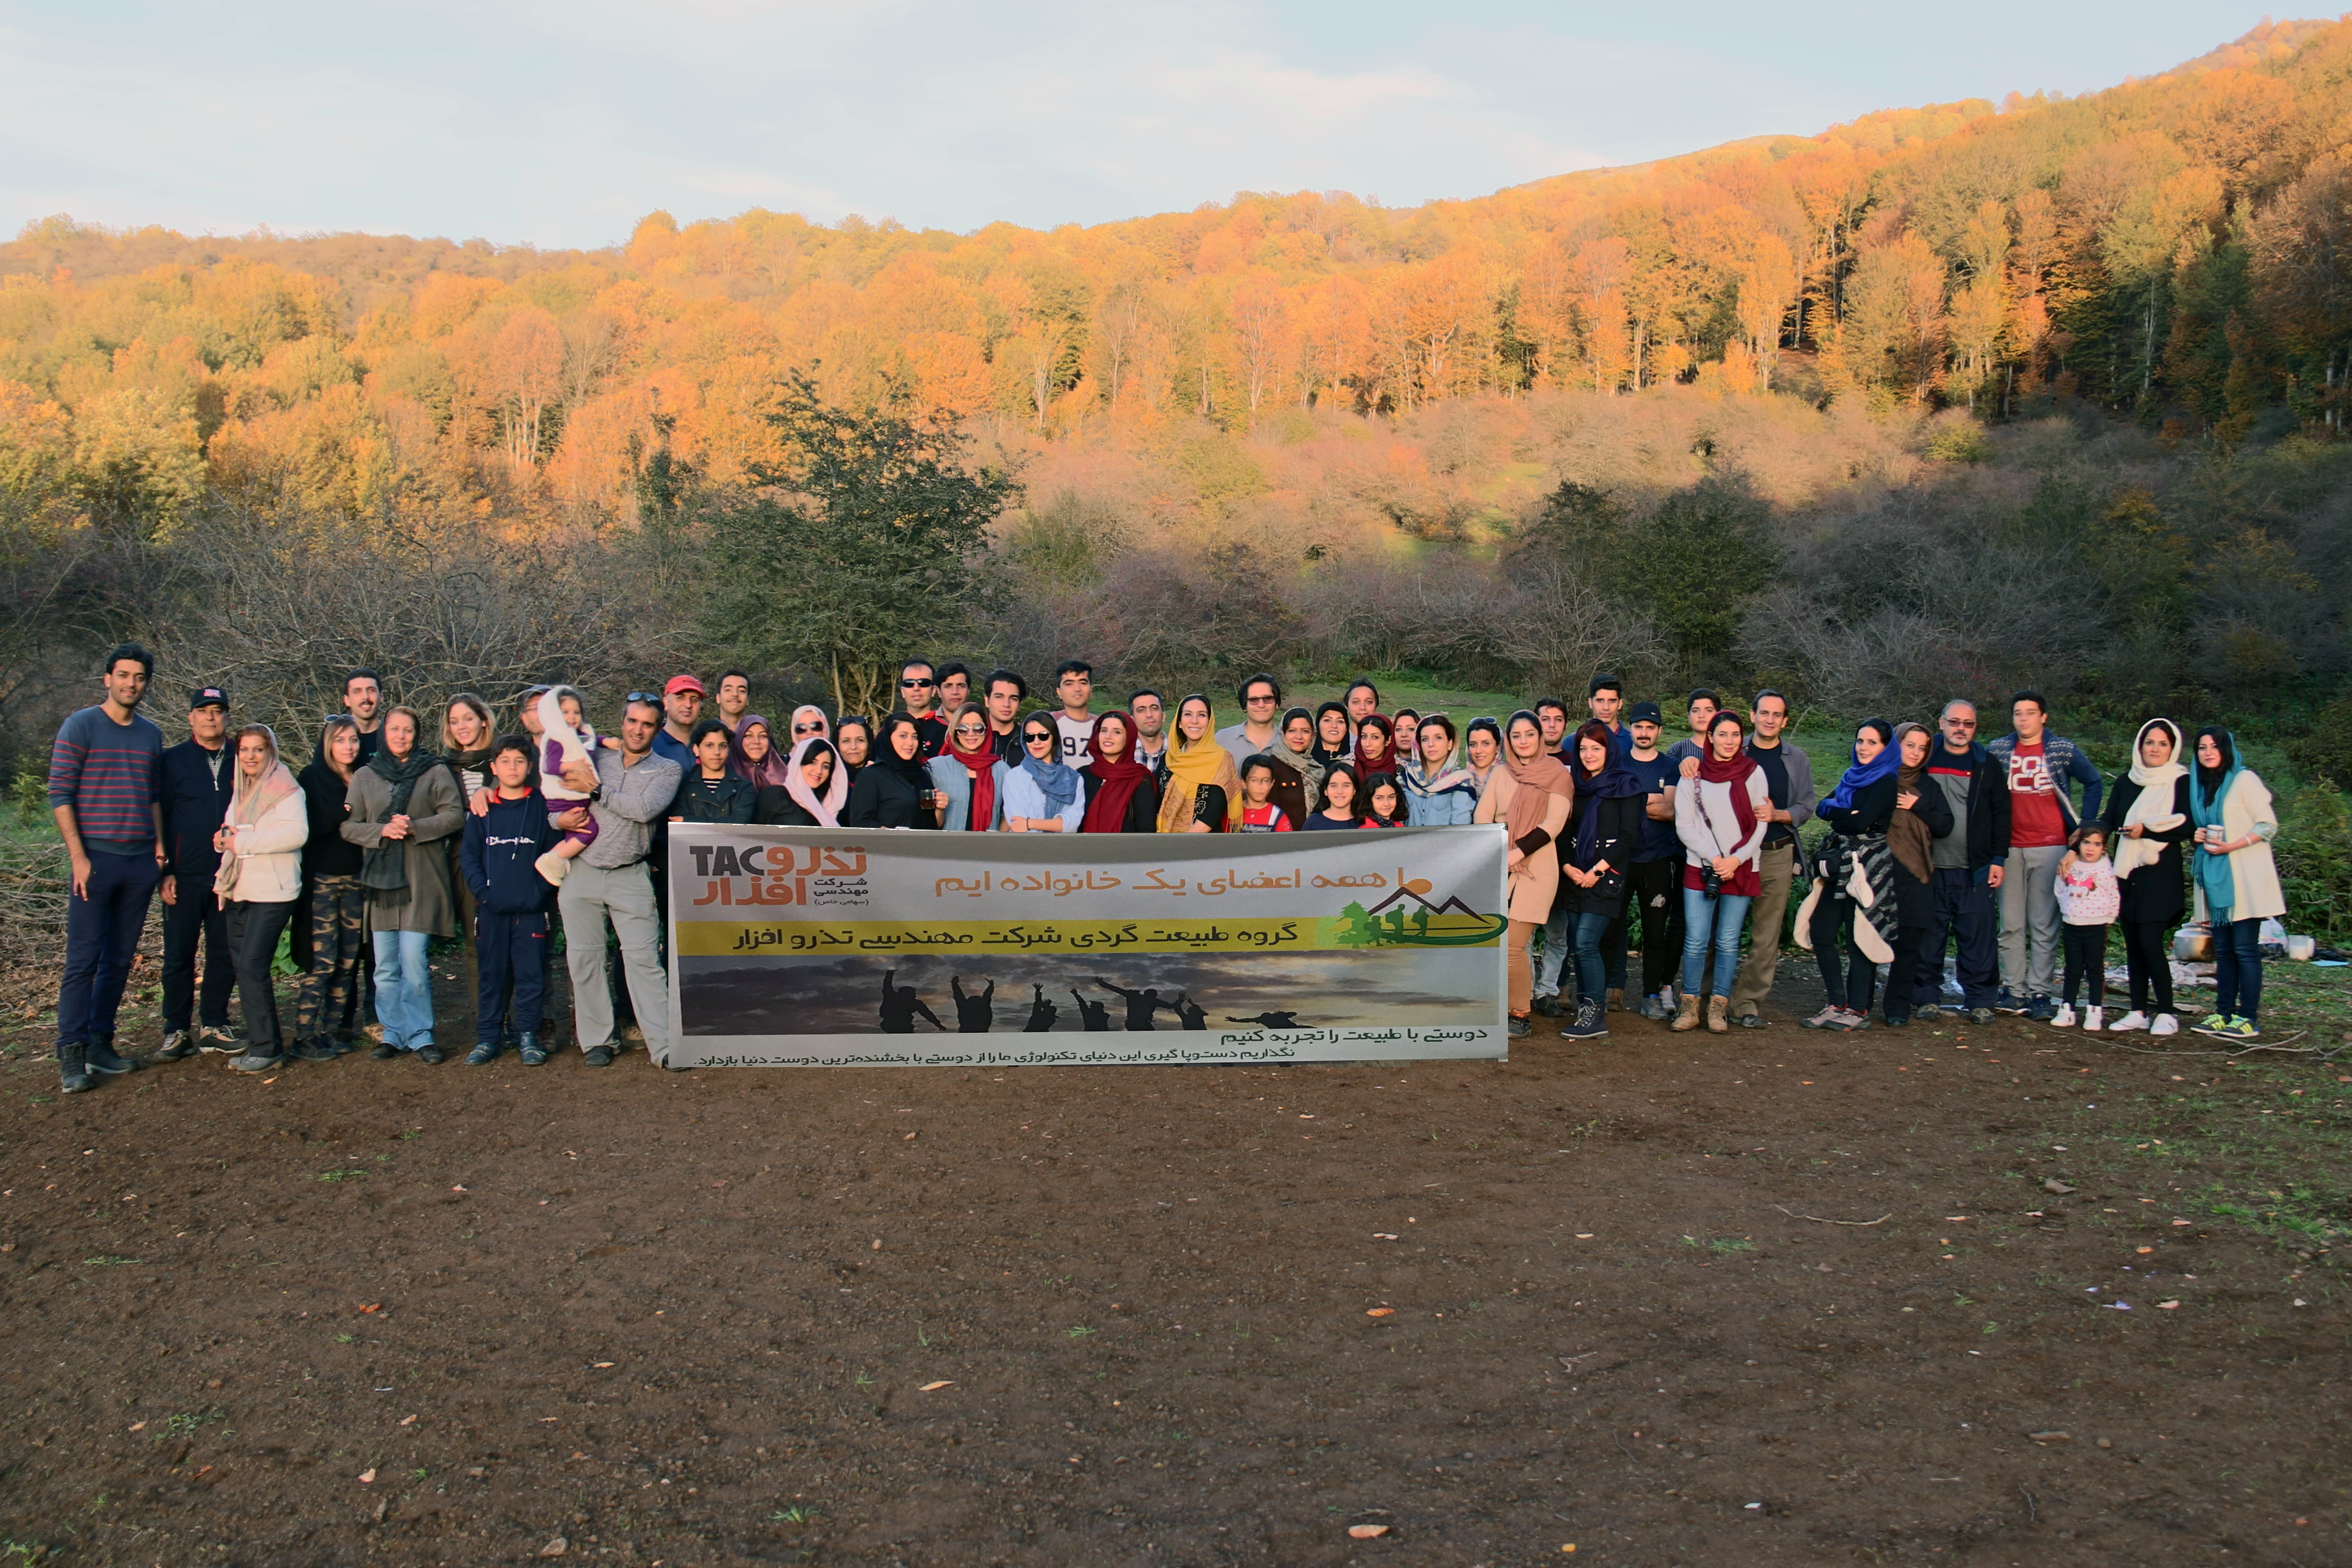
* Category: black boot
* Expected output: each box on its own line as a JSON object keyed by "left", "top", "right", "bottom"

{"left": 84, "top": 1032, "right": 142, "bottom": 1074}
{"left": 57, "top": 1040, "right": 94, "bottom": 1093}
{"left": 1561, "top": 997, "right": 1608, "bottom": 1039}
{"left": 516, "top": 1031, "right": 547, "bottom": 1067}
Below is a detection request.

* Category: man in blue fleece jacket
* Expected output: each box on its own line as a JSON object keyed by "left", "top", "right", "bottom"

{"left": 461, "top": 737, "right": 559, "bottom": 1066}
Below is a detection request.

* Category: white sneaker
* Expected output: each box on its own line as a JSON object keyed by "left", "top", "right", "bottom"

{"left": 2151, "top": 1013, "right": 2180, "bottom": 1036}
{"left": 2108, "top": 1010, "right": 2149, "bottom": 1033}
{"left": 2051, "top": 1004, "right": 2077, "bottom": 1028}
{"left": 2082, "top": 1006, "right": 2104, "bottom": 1033}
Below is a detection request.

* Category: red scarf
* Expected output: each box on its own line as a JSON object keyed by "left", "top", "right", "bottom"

{"left": 1695, "top": 744, "right": 1760, "bottom": 849}
{"left": 942, "top": 730, "right": 999, "bottom": 831}
{"left": 1080, "top": 710, "right": 1153, "bottom": 833}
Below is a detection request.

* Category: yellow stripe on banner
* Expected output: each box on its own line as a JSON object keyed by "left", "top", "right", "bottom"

{"left": 676, "top": 911, "right": 1504, "bottom": 958}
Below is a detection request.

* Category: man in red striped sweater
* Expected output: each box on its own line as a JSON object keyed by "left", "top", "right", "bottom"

{"left": 48, "top": 643, "right": 166, "bottom": 1093}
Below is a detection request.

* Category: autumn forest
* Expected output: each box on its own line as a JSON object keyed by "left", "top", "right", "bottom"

{"left": 3, "top": 19, "right": 2352, "bottom": 767}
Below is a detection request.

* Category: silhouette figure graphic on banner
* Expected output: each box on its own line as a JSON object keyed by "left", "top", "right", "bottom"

{"left": 951, "top": 976, "right": 995, "bottom": 1033}
{"left": 879, "top": 969, "right": 945, "bottom": 1033}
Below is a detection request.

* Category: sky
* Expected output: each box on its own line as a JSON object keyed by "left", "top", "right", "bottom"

{"left": 0, "top": 2, "right": 2290, "bottom": 250}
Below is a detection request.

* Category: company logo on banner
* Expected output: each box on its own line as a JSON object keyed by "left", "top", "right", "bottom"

{"left": 666, "top": 826, "right": 1509, "bottom": 1068}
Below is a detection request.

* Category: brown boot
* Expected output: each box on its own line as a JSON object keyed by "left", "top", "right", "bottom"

{"left": 1607, "top": 987, "right": 1624, "bottom": 1013}
{"left": 1706, "top": 995, "right": 1730, "bottom": 1034}
{"left": 1670, "top": 994, "right": 1702, "bottom": 1032}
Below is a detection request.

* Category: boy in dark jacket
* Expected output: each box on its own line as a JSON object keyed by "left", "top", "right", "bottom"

{"left": 461, "top": 736, "right": 559, "bottom": 1066}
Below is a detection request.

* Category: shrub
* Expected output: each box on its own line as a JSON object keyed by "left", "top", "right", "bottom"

{"left": 2274, "top": 777, "right": 2352, "bottom": 944}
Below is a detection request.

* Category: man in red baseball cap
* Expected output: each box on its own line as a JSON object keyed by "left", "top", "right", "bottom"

{"left": 655, "top": 675, "right": 705, "bottom": 768}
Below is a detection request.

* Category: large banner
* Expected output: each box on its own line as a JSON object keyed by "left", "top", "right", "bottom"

{"left": 666, "top": 824, "right": 1509, "bottom": 1068}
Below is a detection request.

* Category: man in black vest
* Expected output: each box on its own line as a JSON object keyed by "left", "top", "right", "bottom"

{"left": 155, "top": 686, "right": 238, "bottom": 1059}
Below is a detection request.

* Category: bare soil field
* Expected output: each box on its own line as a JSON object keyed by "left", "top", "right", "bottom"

{"left": 0, "top": 952, "right": 2345, "bottom": 1567}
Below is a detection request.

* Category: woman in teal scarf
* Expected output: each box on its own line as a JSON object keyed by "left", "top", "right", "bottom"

{"left": 2187, "top": 727, "right": 2283, "bottom": 1041}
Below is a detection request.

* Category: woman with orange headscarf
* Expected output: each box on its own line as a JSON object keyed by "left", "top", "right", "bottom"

{"left": 1156, "top": 695, "right": 1240, "bottom": 832}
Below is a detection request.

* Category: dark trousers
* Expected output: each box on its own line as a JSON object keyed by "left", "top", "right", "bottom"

{"left": 2213, "top": 916, "right": 2263, "bottom": 1023}
{"left": 226, "top": 899, "right": 297, "bottom": 1054}
{"left": 1599, "top": 916, "right": 1628, "bottom": 992}
{"left": 478, "top": 911, "right": 550, "bottom": 1034}
{"left": 1812, "top": 897, "right": 1877, "bottom": 1013}
{"left": 2122, "top": 919, "right": 2174, "bottom": 1014}
{"left": 1569, "top": 910, "right": 1614, "bottom": 1004}
{"left": 1626, "top": 858, "right": 1683, "bottom": 996}
{"left": 57, "top": 850, "right": 160, "bottom": 1048}
{"left": 161, "top": 877, "right": 233, "bottom": 1032}
{"left": 1886, "top": 924, "right": 1927, "bottom": 1024}
{"left": 2062, "top": 921, "right": 2108, "bottom": 1007}
{"left": 1915, "top": 867, "right": 1997, "bottom": 1009}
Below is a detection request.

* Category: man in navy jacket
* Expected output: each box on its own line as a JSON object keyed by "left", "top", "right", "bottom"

{"left": 155, "top": 686, "right": 236, "bottom": 1058}
{"left": 461, "top": 738, "right": 559, "bottom": 1066}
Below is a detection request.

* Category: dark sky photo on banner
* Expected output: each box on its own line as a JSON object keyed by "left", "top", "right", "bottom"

{"left": 678, "top": 948, "right": 1498, "bottom": 1037}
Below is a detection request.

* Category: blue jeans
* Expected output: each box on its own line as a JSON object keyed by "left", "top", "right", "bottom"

{"left": 1681, "top": 886, "right": 1752, "bottom": 999}
{"left": 1570, "top": 911, "right": 1614, "bottom": 1005}
{"left": 372, "top": 929, "right": 435, "bottom": 1049}
{"left": 57, "top": 849, "right": 161, "bottom": 1048}
{"left": 2213, "top": 916, "right": 2263, "bottom": 1024}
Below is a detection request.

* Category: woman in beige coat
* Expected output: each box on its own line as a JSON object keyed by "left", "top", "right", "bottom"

{"left": 342, "top": 706, "right": 465, "bottom": 1062}
{"left": 2187, "top": 727, "right": 2283, "bottom": 1041}
{"left": 1475, "top": 710, "right": 1573, "bottom": 1038}
{"left": 214, "top": 725, "right": 309, "bottom": 1073}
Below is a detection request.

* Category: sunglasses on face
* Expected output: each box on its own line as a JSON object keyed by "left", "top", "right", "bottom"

{"left": 793, "top": 722, "right": 823, "bottom": 734}
{"left": 955, "top": 723, "right": 985, "bottom": 735}
{"left": 901, "top": 678, "right": 935, "bottom": 689}
{"left": 1246, "top": 695, "right": 1277, "bottom": 705}
{"left": 1024, "top": 732, "right": 1054, "bottom": 745}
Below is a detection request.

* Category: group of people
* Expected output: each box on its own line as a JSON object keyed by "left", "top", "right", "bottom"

{"left": 43, "top": 645, "right": 2286, "bottom": 1090}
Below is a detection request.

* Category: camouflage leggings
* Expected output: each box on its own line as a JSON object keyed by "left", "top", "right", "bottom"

{"left": 294, "top": 876, "right": 367, "bottom": 1039}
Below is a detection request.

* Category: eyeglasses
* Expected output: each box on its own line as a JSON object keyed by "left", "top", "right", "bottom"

{"left": 1946, "top": 718, "right": 1978, "bottom": 730}
{"left": 793, "top": 722, "right": 823, "bottom": 735}
{"left": 901, "top": 677, "right": 935, "bottom": 689}
{"left": 1246, "top": 694, "right": 1277, "bottom": 705}
{"left": 625, "top": 691, "right": 661, "bottom": 705}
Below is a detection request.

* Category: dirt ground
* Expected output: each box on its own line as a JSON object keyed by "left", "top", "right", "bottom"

{"left": 0, "top": 941, "right": 2346, "bottom": 1568}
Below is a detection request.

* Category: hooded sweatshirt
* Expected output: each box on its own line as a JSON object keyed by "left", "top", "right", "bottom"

{"left": 461, "top": 789, "right": 560, "bottom": 915}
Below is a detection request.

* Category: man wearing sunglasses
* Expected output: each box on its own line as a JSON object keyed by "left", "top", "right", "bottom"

{"left": 1913, "top": 698, "right": 2011, "bottom": 1025}
{"left": 898, "top": 659, "right": 947, "bottom": 760}
{"left": 1214, "top": 672, "right": 1284, "bottom": 761}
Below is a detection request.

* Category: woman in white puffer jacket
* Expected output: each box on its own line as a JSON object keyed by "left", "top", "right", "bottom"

{"left": 213, "top": 724, "right": 309, "bottom": 1072}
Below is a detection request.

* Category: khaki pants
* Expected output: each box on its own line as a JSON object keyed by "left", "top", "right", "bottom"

{"left": 559, "top": 861, "right": 671, "bottom": 1063}
{"left": 1730, "top": 842, "right": 1796, "bottom": 1020}
{"left": 1507, "top": 919, "right": 1539, "bottom": 1015}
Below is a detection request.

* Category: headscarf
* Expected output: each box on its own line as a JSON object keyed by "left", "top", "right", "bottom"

{"left": 1353, "top": 714, "right": 1394, "bottom": 774}
{"left": 1270, "top": 706, "right": 1326, "bottom": 818}
{"left": 1080, "top": 710, "right": 1153, "bottom": 833}
{"left": 730, "top": 714, "right": 793, "bottom": 790}
{"left": 1463, "top": 717, "right": 1504, "bottom": 798}
{"left": 834, "top": 716, "right": 874, "bottom": 780}
{"left": 940, "top": 702, "right": 1002, "bottom": 831}
{"left": 359, "top": 734, "right": 446, "bottom": 899}
{"left": 1566, "top": 719, "right": 1646, "bottom": 867}
{"left": 2189, "top": 725, "right": 2244, "bottom": 918}
{"left": 1158, "top": 695, "right": 1240, "bottom": 831}
{"left": 789, "top": 704, "right": 830, "bottom": 743}
{"left": 871, "top": 713, "right": 930, "bottom": 791}
{"left": 1310, "top": 702, "right": 1352, "bottom": 771}
{"left": 229, "top": 725, "right": 301, "bottom": 826}
{"left": 1692, "top": 719, "right": 1761, "bottom": 858}
{"left": 1888, "top": 721, "right": 1935, "bottom": 884}
{"left": 1399, "top": 725, "right": 1476, "bottom": 809}
{"left": 1820, "top": 719, "right": 1899, "bottom": 815}
{"left": 2115, "top": 717, "right": 2189, "bottom": 880}
{"left": 1014, "top": 708, "right": 1082, "bottom": 815}
{"left": 1393, "top": 710, "right": 1421, "bottom": 764}
{"left": 1499, "top": 709, "right": 1575, "bottom": 846}
{"left": 782, "top": 735, "right": 846, "bottom": 827}
{"left": 1360, "top": 772, "right": 1406, "bottom": 828}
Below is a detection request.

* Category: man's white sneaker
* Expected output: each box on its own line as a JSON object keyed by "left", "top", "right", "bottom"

{"left": 2107, "top": 1010, "right": 2149, "bottom": 1033}
{"left": 2051, "top": 1004, "right": 2077, "bottom": 1028}
{"left": 2082, "top": 1006, "right": 2104, "bottom": 1033}
{"left": 2150, "top": 1013, "right": 2181, "bottom": 1036}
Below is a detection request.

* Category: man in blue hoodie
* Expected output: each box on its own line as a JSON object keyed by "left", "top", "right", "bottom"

{"left": 461, "top": 736, "right": 559, "bottom": 1066}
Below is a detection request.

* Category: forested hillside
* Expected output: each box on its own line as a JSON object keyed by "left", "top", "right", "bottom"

{"left": 0, "top": 18, "right": 2350, "bottom": 768}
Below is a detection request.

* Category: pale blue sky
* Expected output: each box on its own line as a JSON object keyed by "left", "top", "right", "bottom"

{"left": 0, "top": 2, "right": 2287, "bottom": 249}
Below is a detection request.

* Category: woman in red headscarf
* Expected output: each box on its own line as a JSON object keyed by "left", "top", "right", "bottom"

{"left": 1353, "top": 713, "right": 1394, "bottom": 774}
{"left": 927, "top": 702, "right": 1004, "bottom": 831}
{"left": 1080, "top": 710, "right": 1160, "bottom": 832}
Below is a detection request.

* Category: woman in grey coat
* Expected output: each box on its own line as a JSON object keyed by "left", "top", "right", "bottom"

{"left": 343, "top": 705, "right": 466, "bottom": 1062}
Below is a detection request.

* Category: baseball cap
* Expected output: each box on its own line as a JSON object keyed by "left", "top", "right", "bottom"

{"left": 1627, "top": 701, "right": 1663, "bottom": 725}
{"left": 189, "top": 686, "right": 228, "bottom": 711}
{"left": 663, "top": 675, "right": 706, "bottom": 697}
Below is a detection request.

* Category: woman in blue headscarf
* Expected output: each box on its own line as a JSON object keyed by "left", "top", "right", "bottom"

{"left": 1000, "top": 710, "right": 1088, "bottom": 832}
{"left": 1556, "top": 720, "right": 1647, "bottom": 1040}
{"left": 1799, "top": 718, "right": 1900, "bottom": 1030}
{"left": 2187, "top": 727, "right": 2282, "bottom": 1040}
